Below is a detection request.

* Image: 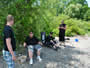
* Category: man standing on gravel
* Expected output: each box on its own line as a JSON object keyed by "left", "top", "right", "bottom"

{"left": 2, "top": 15, "right": 16, "bottom": 68}
{"left": 59, "top": 20, "right": 66, "bottom": 47}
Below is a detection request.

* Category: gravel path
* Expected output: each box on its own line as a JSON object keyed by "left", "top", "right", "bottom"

{"left": 0, "top": 37, "right": 90, "bottom": 68}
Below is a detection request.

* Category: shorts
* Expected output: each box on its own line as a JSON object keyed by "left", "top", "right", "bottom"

{"left": 27, "top": 44, "right": 42, "bottom": 52}
{"left": 2, "top": 50, "right": 16, "bottom": 68}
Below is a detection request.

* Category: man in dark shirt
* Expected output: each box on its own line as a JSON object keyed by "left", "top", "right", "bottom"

{"left": 59, "top": 20, "right": 66, "bottom": 47}
{"left": 45, "top": 32, "right": 58, "bottom": 51}
{"left": 24, "top": 32, "right": 42, "bottom": 65}
{"left": 2, "top": 15, "right": 16, "bottom": 68}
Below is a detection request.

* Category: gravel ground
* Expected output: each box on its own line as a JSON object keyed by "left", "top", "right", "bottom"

{"left": 0, "top": 36, "right": 90, "bottom": 68}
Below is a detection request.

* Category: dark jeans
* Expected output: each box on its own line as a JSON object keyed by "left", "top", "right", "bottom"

{"left": 45, "top": 41, "right": 56, "bottom": 48}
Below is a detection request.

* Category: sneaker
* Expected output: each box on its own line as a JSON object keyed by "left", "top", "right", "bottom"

{"left": 37, "top": 56, "right": 42, "bottom": 62}
{"left": 29, "top": 59, "right": 33, "bottom": 65}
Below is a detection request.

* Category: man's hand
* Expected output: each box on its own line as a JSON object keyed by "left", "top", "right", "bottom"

{"left": 60, "top": 27, "right": 64, "bottom": 29}
{"left": 12, "top": 55, "right": 16, "bottom": 61}
{"left": 6, "top": 38, "right": 16, "bottom": 61}
{"left": 50, "top": 40, "right": 53, "bottom": 43}
{"left": 38, "top": 42, "right": 43, "bottom": 45}
{"left": 24, "top": 42, "right": 27, "bottom": 47}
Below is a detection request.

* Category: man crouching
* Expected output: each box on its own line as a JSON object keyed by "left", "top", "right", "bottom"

{"left": 24, "top": 32, "right": 42, "bottom": 65}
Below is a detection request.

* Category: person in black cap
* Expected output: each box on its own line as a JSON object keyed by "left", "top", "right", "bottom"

{"left": 45, "top": 32, "right": 58, "bottom": 51}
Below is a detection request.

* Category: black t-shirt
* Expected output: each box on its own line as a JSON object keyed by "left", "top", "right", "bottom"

{"left": 46, "top": 35, "right": 55, "bottom": 42}
{"left": 59, "top": 24, "right": 66, "bottom": 33}
{"left": 3, "top": 25, "right": 16, "bottom": 51}
{"left": 25, "top": 36, "right": 39, "bottom": 46}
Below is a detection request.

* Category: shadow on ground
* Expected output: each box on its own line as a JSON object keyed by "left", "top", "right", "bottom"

{"left": 0, "top": 45, "right": 88, "bottom": 68}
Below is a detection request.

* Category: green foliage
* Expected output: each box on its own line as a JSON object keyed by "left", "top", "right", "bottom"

{"left": 65, "top": 19, "right": 86, "bottom": 36}
{"left": 0, "top": 0, "right": 56, "bottom": 44}
{"left": 50, "top": 14, "right": 70, "bottom": 36}
{"left": 64, "top": 3, "right": 89, "bottom": 20}
{"left": 68, "top": 0, "right": 88, "bottom": 6}
{"left": 84, "top": 22, "right": 90, "bottom": 31}
{"left": 64, "top": 4, "right": 82, "bottom": 18}
{"left": 51, "top": 16, "right": 88, "bottom": 37}
{"left": 84, "top": 8, "right": 90, "bottom": 21}
{"left": 0, "top": 0, "right": 90, "bottom": 51}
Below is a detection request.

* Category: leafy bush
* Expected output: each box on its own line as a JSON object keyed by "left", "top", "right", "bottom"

{"left": 0, "top": 0, "right": 89, "bottom": 51}
{"left": 64, "top": 4, "right": 82, "bottom": 18}
{"left": 65, "top": 19, "right": 86, "bottom": 36}
{"left": 84, "top": 9, "right": 90, "bottom": 21}
{"left": 51, "top": 17, "right": 88, "bottom": 37}
{"left": 64, "top": 3, "right": 89, "bottom": 19}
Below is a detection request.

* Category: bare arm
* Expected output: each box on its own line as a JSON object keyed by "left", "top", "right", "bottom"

{"left": 59, "top": 26, "right": 62, "bottom": 29}
{"left": 58, "top": 27, "right": 60, "bottom": 29}
{"left": 60, "top": 26, "right": 66, "bottom": 30}
{"left": 63, "top": 26, "right": 66, "bottom": 30}
{"left": 38, "top": 42, "right": 43, "bottom": 45}
{"left": 59, "top": 26, "right": 63, "bottom": 29}
{"left": 6, "top": 38, "right": 16, "bottom": 61}
{"left": 24, "top": 42, "right": 27, "bottom": 47}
